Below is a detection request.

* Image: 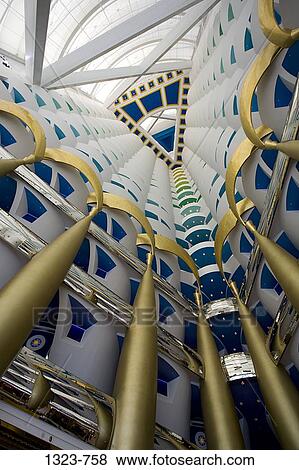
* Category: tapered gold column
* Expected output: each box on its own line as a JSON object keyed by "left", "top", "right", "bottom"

{"left": 110, "top": 254, "right": 157, "bottom": 449}
{"left": 0, "top": 211, "right": 95, "bottom": 376}
{"left": 0, "top": 142, "right": 103, "bottom": 376}
{"left": 89, "top": 194, "right": 159, "bottom": 449}
{"left": 246, "top": 221, "right": 299, "bottom": 312}
{"left": 230, "top": 283, "right": 299, "bottom": 449}
{"left": 0, "top": 155, "right": 37, "bottom": 177}
{"left": 136, "top": 233, "right": 244, "bottom": 449}
{"left": 195, "top": 291, "right": 245, "bottom": 450}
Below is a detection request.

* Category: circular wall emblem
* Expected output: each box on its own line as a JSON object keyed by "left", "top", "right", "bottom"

{"left": 26, "top": 335, "right": 46, "bottom": 351}
{"left": 195, "top": 431, "right": 207, "bottom": 449}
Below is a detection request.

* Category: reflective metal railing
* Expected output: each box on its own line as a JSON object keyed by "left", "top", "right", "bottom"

{"left": 221, "top": 353, "right": 255, "bottom": 381}
{"left": 0, "top": 348, "right": 198, "bottom": 450}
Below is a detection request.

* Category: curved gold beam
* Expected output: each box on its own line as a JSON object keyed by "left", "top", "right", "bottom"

{"left": 258, "top": 0, "right": 299, "bottom": 47}
{"left": 230, "top": 282, "right": 299, "bottom": 449}
{"left": 214, "top": 199, "right": 255, "bottom": 279}
{"left": 0, "top": 100, "right": 46, "bottom": 157}
{"left": 27, "top": 371, "right": 53, "bottom": 411}
{"left": 225, "top": 127, "right": 271, "bottom": 222}
{"left": 239, "top": 42, "right": 299, "bottom": 161}
{"left": 89, "top": 395, "right": 112, "bottom": 450}
{"left": 45, "top": 148, "right": 103, "bottom": 214}
{"left": 102, "top": 193, "right": 155, "bottom": 255}
{"left": 0, "top": 100, "right": 46, "bottom": 176}
{"left": 136, "top": 233, "right": 200, "bottom": 287}
{"left": 239, "top": 42, "right": 281, "bottom": 149}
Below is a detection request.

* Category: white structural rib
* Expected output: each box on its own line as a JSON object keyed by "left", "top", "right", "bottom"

{"left": 41, "top": 0, "right": 203, "bottom": 87}
{"left": 25, "top": 0, "right": 52, "bottom": 85}
{"left": 47, "top": 61, "right": 192, "bottom": 90}
{"left": 105, "top": 0, "right": 220, "bottom": 107}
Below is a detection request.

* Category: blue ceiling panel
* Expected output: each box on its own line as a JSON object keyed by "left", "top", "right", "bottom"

{"left": 152, "top": 125, "right": 175, "bottom": 152}
{"left": 122, "top": 101, "right": 144, "bottom": 122}
{"left": 165, "top": 81, "right": 180, "bottom": 105}
{"left": 140, "top": 90, "right": 163, "bottom": 112}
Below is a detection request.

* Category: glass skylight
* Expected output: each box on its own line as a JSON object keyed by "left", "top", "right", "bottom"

{"left": 0, "top": 0, "right": 200, "bottom": 102}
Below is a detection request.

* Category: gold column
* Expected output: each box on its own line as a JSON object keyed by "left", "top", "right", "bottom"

{"left": 0, "top": 210, "right": 95, "bottom": 376}
{"left": 98, "top": 195, "right": 158, "bottom": 449}
{"left": 136, "top": 233, "right": 244, "bottom": 449}
{"left": 195, "top": 291, "right": 245, "bottom": 450}
{"left": 0, "top": 143, "right": 103, "bottom": 376}
{"left": 246, "top": 221, "right": 299, "bottom": 313}
{"left": 110, "top": 254, "right": 157, "bottom": 450}
{"left": 230, "top": 283, "right": 299, "bottom": 449}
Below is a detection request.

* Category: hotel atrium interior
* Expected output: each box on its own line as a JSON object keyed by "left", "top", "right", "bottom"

{"left": 0, "top": 0, "right": 299, "bottom": 450}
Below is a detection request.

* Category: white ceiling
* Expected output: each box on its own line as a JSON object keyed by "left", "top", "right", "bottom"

{"left": 0, "top": 0, "right": 201, "bottom": 102}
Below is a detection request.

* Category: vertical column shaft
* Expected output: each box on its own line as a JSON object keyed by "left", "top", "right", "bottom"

{"left": 231, "top": 283, "right": 299, "bottom": 449}
{"left": 110, "top": 258, "right": 157, "bottom": 449}
{"left": 196, "top": 293, "right": 245, "bottom": 449}
{"left": 0, "top": 213, "right": 93, "bottom": 376}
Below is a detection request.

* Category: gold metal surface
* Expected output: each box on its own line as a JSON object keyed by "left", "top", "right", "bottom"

{"left": 1, "top": 347, "right": 196, "bottom": 449}
{"left": 155, "top": 424, "right": 198, "bottom": 450}
{"left": 246, "top": 221, "right": 299, "bottom": 313}
{"left": 110, "top": 255, "right": 157, "bottom": 449}
{"left": 0, "top": 99, "right": 46, "bottom": 176}
{"left": 196, "top": 301, "right": 245, "bottom": 449}
{"left": 266, "top": 307, "right": 299, "bottom": 365}
{"left": 45, "top": 148, "right": 103, "bottom": 213}
{"left": 136, "top": 233, "right": 200, "bottom": 287}
{"left": 258, "top": 0, "right": 299, "bottom": 47}
{"left": 137, "top": 233, "right": 204, "bottom": 376}
{"left": 230, "top": 282, "right": 299, "bottom": 449}
{"left": 89, "top": 395, "right": 112, "bottom": 450}
{"left": 27, "top": 371, "right": 54, "bottom": 411}
{"left": 0, "top": 100, "right": 46, "bottom": 158}
{"left": 103, "top": 193, "right": 155, "bottom": 254}
{"left": 239, "top": 42, "right": 281, "bottom": 148}
{"left": 194, "top": 289, "right": 203, "bottom": 310}
{"left": 0, "top": 128, "right": 104, "bottom": 376}
{"left": 137, "top": 234, "right": 243, "bottom": 448}
{"left": 266, "top": 316, "right": 287, "bottom": 363}
{"left": 0, "top": 155, "right": 36, "bottom": 177}
{"left": 0, "top": 212, "right": 95, "bottom": 376}
{"left": 214, "top": 199, "right": 255, "bottom": 277}
{"left": 238, "top": 42, "right": 299, "bottom": 161}
{"left": 225, "top": 127, "right": 271, "bottom": 221}
{"left": 265, "top": 139, "right": 299, "bottom": 162}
